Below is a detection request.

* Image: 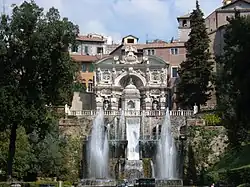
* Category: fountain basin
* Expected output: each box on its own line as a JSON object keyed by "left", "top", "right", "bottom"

{"left": 155, "top": 179, "right": 183, "bottom": 187}
{"left": 78, "top": 179, "right": 117, "bottom": 187}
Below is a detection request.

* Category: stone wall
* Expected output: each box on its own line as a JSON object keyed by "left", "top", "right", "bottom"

{"left": 59, "top": 114, "right": 228, "bottom": 180}
{"left": 59, "top": 115, "right": 187, "bottom": 139}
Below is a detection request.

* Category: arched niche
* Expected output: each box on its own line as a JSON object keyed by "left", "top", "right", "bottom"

{"left": 115, "top": 74, "right": 145, "bottom": 88}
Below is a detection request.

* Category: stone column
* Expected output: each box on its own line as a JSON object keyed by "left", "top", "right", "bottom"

{"left": 96, "top": 91, "right": 104, "bottom": 110}
{"left": 111, "top": 93, "right": 118, "bottom": 110}
{"left": 160, "top": 91, "right": 166, "bottom": 110}
{"left": 145, "top": 91, "right": 152, "bottom": 110}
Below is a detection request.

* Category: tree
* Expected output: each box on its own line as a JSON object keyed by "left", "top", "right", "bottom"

{"left": 177, "top": 0, "right": 213, "bottom": 109}
{"left": 0, "top": 127, "right": 32, "bottom": 180}
{"left": 0, "top": 1, "right": 78, "bottom": 180}
{"left": 216, "top": 11, "right": 250, "bottom": 147}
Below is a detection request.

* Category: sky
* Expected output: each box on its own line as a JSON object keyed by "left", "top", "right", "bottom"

{"left": 2, "top": 0, "right": 222, "bottom": 43}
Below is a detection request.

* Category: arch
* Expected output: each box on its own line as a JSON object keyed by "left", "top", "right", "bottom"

{"left": 127, "top": 100, "right": 135, "bottom": 109}
{"left": 115, "top": 72, "right": 146, "bottom": 87}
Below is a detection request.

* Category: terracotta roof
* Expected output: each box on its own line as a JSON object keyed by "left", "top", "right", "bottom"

{"left": 76, "top": 35, "right": 106, "bottom": 42}
{"left": 121, "top": 42, "right": 185, "bottom": 50}
{"left": 71, "top": 54, "right": 109, "bottom": 62}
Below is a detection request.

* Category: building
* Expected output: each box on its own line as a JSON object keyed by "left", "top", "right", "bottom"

{"left": 177, "top": 13, "right": 191, "bottom": 42}
{"left": 110, "top": 35, "right": 186, "bottom": 82}
{"left": 173, "top": 0, "right": 250, "bottom": 108}
{"left": 178, "top": 0, "right": 250, "bottom": 58}
{"left": 92, "top": 34, "right": 188, "bottom": 111}
{"left": 70, "top": 34, "right": 111, "bottom": 92}
{"left": 206, "top": 0, "right": 250, "bottom": 58}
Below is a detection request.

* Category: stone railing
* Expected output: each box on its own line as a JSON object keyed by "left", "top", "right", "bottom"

{"left": 66, "top": 110, "right": 194, "bottom": 117}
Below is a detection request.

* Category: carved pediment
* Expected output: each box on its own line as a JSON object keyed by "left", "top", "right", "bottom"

{"left": 122, "top": 46, "right": 140, "bottom": 64}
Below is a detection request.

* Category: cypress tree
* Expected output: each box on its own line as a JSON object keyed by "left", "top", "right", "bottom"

{"left": 177, "top": 0, "right": 213, "bottom": 109}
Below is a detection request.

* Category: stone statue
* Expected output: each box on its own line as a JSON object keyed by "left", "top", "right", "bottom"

{"left": 152, "top": 100, "right": 158, "bottom": 110}
{"left": 142, "top": 56, "right": 149, "bottom": 64}
{"left": 161, "top": 68, "right": 166, "bottom": 84}
{"left": 103, "top": 100, "right": 109, "bottom": 111}
{"left": 145, "top": 91, "right": 151, "bottom": 103}
{"left": 146, "top": 68, "right": 150, "bottom": 82}
{"left": 64, "top": 104, "right": 70, "bottom": 114}
{"left": 160, "top": 91, "right": 166, "bottom": 102}
{"left": 96, "top": 91, "right": 103, "bottom": 103}
{"left": 194, "top": 103, "right": 198, "bottom": 114}
{"left": 129, "top": 78, "right": 133, "bottom": 85}
{"left": 114, "top": 56, "right": 119, "bottom": 64}
{"left": 96, "top": 68, "right": 102, "bottom": 82}
{"left": 112, "top": 68, "right": 117, "bottom": 83}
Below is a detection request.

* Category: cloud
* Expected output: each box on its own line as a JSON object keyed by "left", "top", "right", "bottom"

{"left": 4, "top": 0, "right": 222, "bottom": 42}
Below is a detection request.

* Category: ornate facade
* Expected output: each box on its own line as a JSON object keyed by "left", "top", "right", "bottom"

{"left": 94, "top": 46, "right": 170, "bottom": 111}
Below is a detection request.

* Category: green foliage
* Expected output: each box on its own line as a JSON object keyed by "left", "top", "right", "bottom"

{"left": 59, "top": 136, "right": 82, "bottom": 182}
{"left": 142, "top": 158, "right": 152, "bottom": 178}
{"left": 203, "top": 114, "right": 221, "bottom": 126}
{"left": 205, "top": 144, "right": 250, "bottom": 185}
{"left": 72, "top": 82, "right": 86, "bottom": 92}
{"left": 0, "top": 127, "right": 33, "bottom": 180}
{"left": 215, "top": 12, "right": 250, "bottom": 147}
{"left": 0, "top": 1, "right": 78, "bottom": 179}
{"left": 0, "top": 181, "right": 58, "bottom": 187}
{"left": 212, "top": 144, "right": 250, "bottom": 172}
{"left": 177, "top": 1, "right": 213, "bottom": 109}
{"left": 0, "top": 122, "right": 82, "bottom": 181}
{"left": 186, "top": 126, "right": 220, "bottom": 184}
{"left": 222, "top": 165, "right": 250, "bottom": 186}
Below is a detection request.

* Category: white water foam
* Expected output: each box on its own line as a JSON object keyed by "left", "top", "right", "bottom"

{"left": 87, "top": 109, "right": 109, "bottom": 178}
{"left": 156, "top": 108, "right": 178, "bottom": 179}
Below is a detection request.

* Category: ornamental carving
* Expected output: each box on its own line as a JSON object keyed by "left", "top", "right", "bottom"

{"left": 150, "top": 89, "right": 160, "bottom": 94}
{"left": 102, "top": 70, "right": 111, "bottom": 81}
{"left": 151, "top": 70, "right": 161, "bottom": 81}
{"left": 101, "top": 89, "right": 112, "bottom": 95}
{"left": 96, "top": 68, "right": 102, "bottom": 82}
{"left": 120, "top": 46, "right": 140, "bottom": 64}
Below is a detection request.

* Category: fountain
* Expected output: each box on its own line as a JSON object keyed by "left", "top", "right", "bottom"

{"left": 156, "top": 108, "right": 177, "bottom": 179}
{"left": 154, "top": 108, "right": 183, "bottom": 187}
{"left": 87, "top": 109, "right": 109, "bottom": 178}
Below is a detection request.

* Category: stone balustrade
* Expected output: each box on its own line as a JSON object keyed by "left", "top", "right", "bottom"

{"left": 66, "top": 109, "right": 194, "bottom": 117}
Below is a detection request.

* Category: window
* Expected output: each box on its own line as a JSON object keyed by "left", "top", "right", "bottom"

{"left": 82, "top": 63, "right": 87, "bottom": 72}
{"left": 127, "top": 39, "right": 134, "bottom": 43}
{"left": 89, "top": 64, "right": 94, "bottom": 72}
{"left": 147, "top": 49, "right": 155, "bottom": 55}
{"left": 170, "top": 48, "right": 178, "bottom": 55}
{"left": 84, "top": 46, "right": 89, "bottom": 54}
{"left": 171, "top": 66, "right": 178, "bottom": 78}
{"left": 71, "top": 44, "right": 78, "bottom": 52}
{"left": 97, "top": 47, "right": 103, "bottom": 54}
{"left": 182, "top": 20, "right": 187, "bottom": 27}
{"left": 88, "top": 80, "right": 93, "bottom": 92}
{"left": 148, "top": 49, "right": 151, "bottom": 55}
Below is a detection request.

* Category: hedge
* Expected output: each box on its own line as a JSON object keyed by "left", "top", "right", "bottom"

{"left": 0, "top": 182, "right": 62, "bottom": 187}
{"left": 219, "top": 165, "right": 250, "bottom": 186}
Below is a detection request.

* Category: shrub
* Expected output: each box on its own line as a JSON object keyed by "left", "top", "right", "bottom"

{"left": 0, "top": 182, "right": 59, "bottom": 187}
{"left": 203, "top": 114, "right": 221, "bottom": 126}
